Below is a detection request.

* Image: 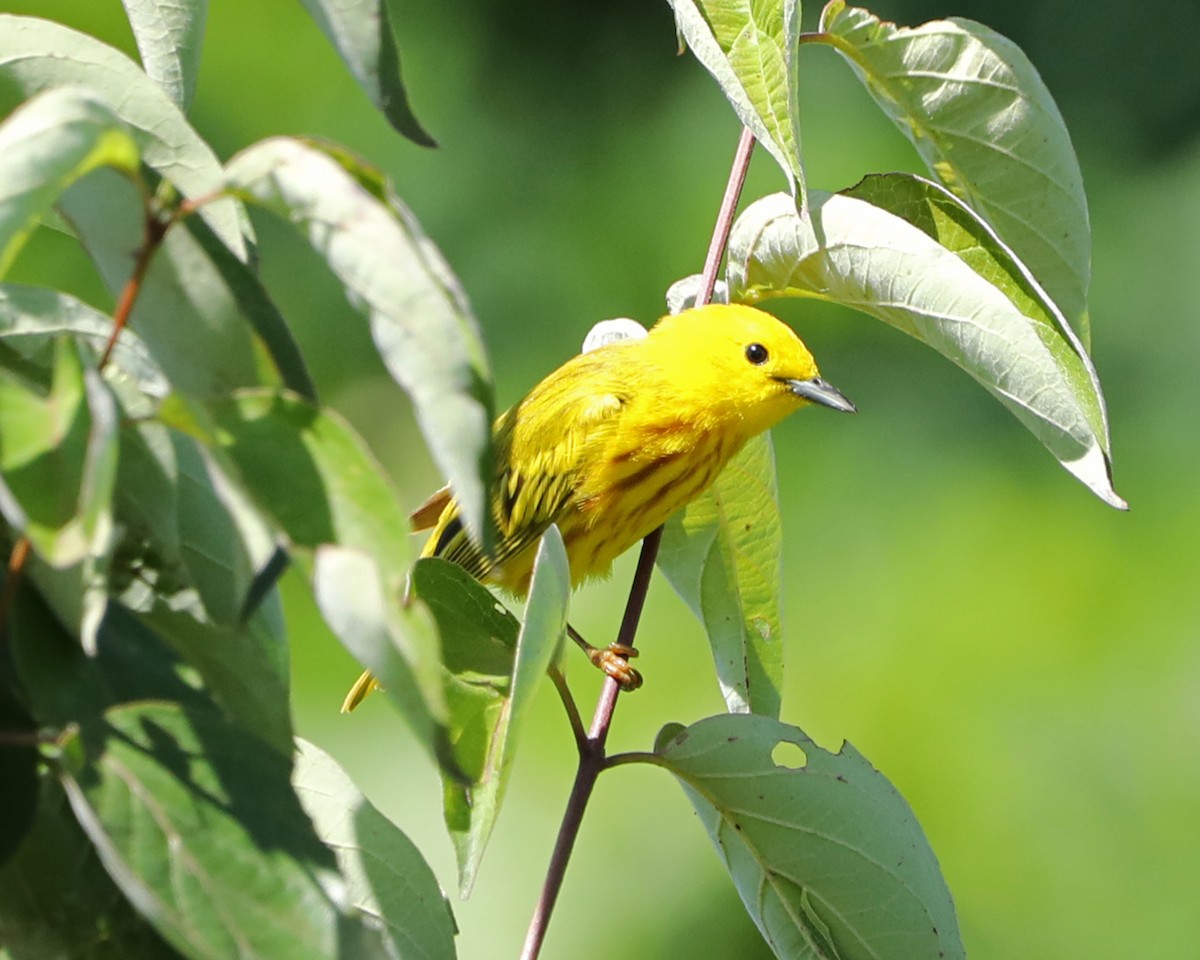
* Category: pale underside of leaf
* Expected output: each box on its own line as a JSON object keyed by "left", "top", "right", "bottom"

{"left": 120, "top": 0, "right": 208, "bottom": 111}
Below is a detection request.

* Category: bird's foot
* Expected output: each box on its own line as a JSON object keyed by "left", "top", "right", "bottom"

{"left": 587, "top": 643, "right": 642, "bottom": 691}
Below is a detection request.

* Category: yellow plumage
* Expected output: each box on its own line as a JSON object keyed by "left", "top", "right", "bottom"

{"left": 341, "top": 303, "right": 854, "bottom": 711}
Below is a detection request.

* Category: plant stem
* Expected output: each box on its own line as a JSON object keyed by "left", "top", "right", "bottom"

{"left": 519, "top": 126, "right": 756, "bottom": 960}
{"left": 0, "top": 199, "right": 172, "bottom": 644}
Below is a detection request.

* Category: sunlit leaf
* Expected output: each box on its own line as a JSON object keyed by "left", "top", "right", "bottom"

{"left": 817, "top": 0, "right": 1091, "bottom": 341}
{"left": 0, "top": 338, "right": 118, "bottom": 570}
{"left": 726, "top": 188, "right": 1124, "bottom": 508}
{"left": 0, "top": 14, "right": 247, "bottom": 254}
{"left": 0, "top": 87, "right": 138, "bottom": 277}
{"left": 298, "top": 0, "right": 435, "bottom": 146}
{"left": 659, "top": 434, "right": 783, "bottom": 718}
{"left": 224, "top": 137, "right": 495, "bottom": 552}
{"left": 669, "top": 0, "right": 804, "bottom": 198}
{"left": 294, "top": 740, "right": 458, "bottom": 960}
{"left": 439, "top": 527, "right": 568, "bottom": 895}
{"left": 120, "top": 0, "right": 208, "bottom": 112}
{"left": 655, "top": 714, "right": 964, "bottom": 960}
{"left": 59, "top": 702, "right": 383, "bottom": 959}
{"left": 313, "top": 545, "right": 458, "bottom": 778}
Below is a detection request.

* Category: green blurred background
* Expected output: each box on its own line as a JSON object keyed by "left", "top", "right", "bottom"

{"left": 6, "top": 0, "right": 1199, "bottom": 956}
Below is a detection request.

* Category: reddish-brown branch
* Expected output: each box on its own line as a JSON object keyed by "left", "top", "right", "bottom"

{"left": 519, "top": 126, "right": 757, "bottom": 960}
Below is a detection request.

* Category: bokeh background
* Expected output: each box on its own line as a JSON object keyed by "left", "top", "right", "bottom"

{"left": 6, "top": 0, "right": 1199, "bottom": 957}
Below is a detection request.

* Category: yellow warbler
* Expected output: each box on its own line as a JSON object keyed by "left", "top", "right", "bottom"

{"left": 342, "top": 303, "right": 854, "bottom": 712}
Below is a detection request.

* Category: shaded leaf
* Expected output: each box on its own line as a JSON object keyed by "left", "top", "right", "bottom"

{"left": 223, "top": 137, "right": 495, "bottom": 553}
{"left": 0, "top": 695, "right": 38, "bottom": 868}
{"left": 0, "top": 13, "right": 247, "bottom": 254}
{"left": 294, "top": 739, "right": 458, "bottom": 960}
{"left": 439, "top": 527, "right": 568, "bottom": 895}
{"left": 0, "top": 775, "right": 181, "bottom": 959}
{"left": 0, "top": 86, "right": 138, "bottom": 277}
{"left": 298, "top": 0, "right": 435, "bottom": 146}
{"left": 655, "top": 714, "right": 964, "bottom": 960}
{"left": 0, "top": 338, "right": 118, "bottom": 571}
{"left": 120, "top": 0, "right": 208, "bottom": 112}
{"left": 817, "top": 0, "right": 1091, "bottom": 341}
{"left": 659, "top": 434, "right": 783, "bottom": 718}
{"left": 59, "top": 702, "right": 371, "bottom": 959}
{"left": 726, "top": 188, "right": 1123, "bottom": 508}
{"left": 669, "top": 0, "right": 804, "bottom": 198}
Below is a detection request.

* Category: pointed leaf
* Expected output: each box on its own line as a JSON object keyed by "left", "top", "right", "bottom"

{"left": 0, "top": 87, "right": 138, "bottom": 277}
{"left": 727, "top": 187, "right": 1123, "bottom": 508}
{"left": 0, "top": 14, "right": 247, "bottom": 254}
{"left": 298, "top": 0, "right": 435, "bottom": 146}
{"left": 58, "top": 702, "right": 378, "bottom": 959}
{"left": 0, "top": 338, "right": 118, "bottom": 569}
{"left": 224, "top": 137, "right": 495, "bottom": 552}
{"left": 669, "top": 0, "right": 804, "bottom": 198}
{"left": 440, "top": 527, "right": 568, "bottom": 895}
{"left": 659, "top": 434, "right": 783, "bottom": 718}
{"left": 817, "top": 1, "right": 1091, "bottom": 341}
{"left": 120, "top": 0, "right": 208, "bottom": 111}
{"left": 294, "top": 739, "right": 458, "bottom": 960}
{"left": 313, "top": 545, "right": 459, "bottom": 778}
{"left": 655, "top": 714, "right": 964, "bottom": 960}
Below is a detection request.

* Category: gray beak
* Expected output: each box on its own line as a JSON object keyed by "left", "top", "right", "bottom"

{"left": 785, "top": 376, "right": 857, "bottom": 413}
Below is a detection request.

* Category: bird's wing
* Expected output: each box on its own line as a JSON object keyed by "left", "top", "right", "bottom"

{"left": 410, "top": 485, "right": 452, "bottom": 531}
{"left": 423, "top": 365, "right": 628, "bottom": 582}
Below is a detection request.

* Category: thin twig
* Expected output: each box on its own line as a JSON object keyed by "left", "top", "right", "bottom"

{"left": 519, "top": 126, "right": 757, "bottom": 960}
{"left": 548, "top": 663, "right": 587, "bottom": 752}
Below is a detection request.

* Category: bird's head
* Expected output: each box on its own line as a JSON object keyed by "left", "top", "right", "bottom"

{"left": 647, "top": 303, "right": 856, "bottom": 437}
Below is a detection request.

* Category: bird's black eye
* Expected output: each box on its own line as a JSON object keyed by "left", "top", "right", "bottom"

{"left": 745, "top": 342, "right": 769, "bottom": 365}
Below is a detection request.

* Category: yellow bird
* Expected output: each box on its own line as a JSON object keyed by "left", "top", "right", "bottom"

{"left": 342, "top": 303, "right": 854, "bottom": 712}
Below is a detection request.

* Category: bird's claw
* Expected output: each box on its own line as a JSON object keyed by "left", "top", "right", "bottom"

{"left": 588, "top": 643, "right": 642, "bottom": 691}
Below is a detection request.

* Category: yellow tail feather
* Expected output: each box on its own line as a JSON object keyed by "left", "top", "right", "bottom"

{"left": 341, "top": 670, "right": 380, "bottom": 713}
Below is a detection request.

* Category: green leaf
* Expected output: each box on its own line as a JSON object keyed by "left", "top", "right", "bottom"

{"left": 59, "top": 172, "right": 265, "bottom": 400}
{"left": 58, "top": 701, "right": 374, "bottom": 959}
{"left": 659, "top": 434, "right": 783, "bottom": 718}
{"left": 136, "top": 603, "right": 293, "bottom": 756}
{"left": 669, "top": 0, "right": 804, "bottom": 199}
{"left": 817, "top": 1, "right": 1091, "bottom": 342}
{"left": 293, "top": 739, "right": 458, "bottom": 960}
{"left": 120, "top": 0, "right": 208, "bottom": 112}
{"left": 0, "top": 338, "right": 118, "bottom": 571}
{"left": 313, "top": 545, "right": 458, "bottom": 778}
{"left": 655, "top": 714, "right": 964, "bottom": 960}
{"left": 201, "top": 389, "right": 410, "bottom": 582}
{"left": 0, "top": 776, "right": 181, "bottom": 959}
{"left": 0, "top": 13, "right": 247, "bottom": 254}
{"left": 726, "top": 187, "right": 1124, "bottom": 509}
{"left": 438, "top": 527, "right": 568, "bottom": 895}
{"left": 0, "top": 282, "right": 168, "bottom": 391}
{"left": 0, "top": 86, "right": 138, "bottom": 278}
{"left": 298, "top": 0, "right": 435, "bottom": 146}
{"left": 223, "top": 137, "right": 496, "bottom": 553}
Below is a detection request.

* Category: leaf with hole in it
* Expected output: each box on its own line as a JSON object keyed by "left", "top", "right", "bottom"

{"left": 0, "top": 14, "right": 247, "bottom": 254}
{"left": 659, "top": 434, "right": 783, "bottom": 718}
{"left": 669, "top": 0, "right": 803, "bottom": 199}
{"left": 224, "top": 137, "right": 495, "bottom": 553}
{"left": 59, "top": 701, "right": 387, "bottom": 959}
{"left": 727, "top": 186, "right": 1123, "bottom": 509}
{"left": 120, "top": 0, "right": 208, "bottom": 112}
{"left": 294, "top": 740, "right": 458, "bottom": 960}
{"left": 419, "top": 529, "right": 567, "bottom": 896}
{"left": 0, "top": 87, "right": 138, "bottom": 278}
{"left": 298, "top": 0, "right": 434, "bottom": 146}
{"left": 655, "top": 714, "right": 964, "bottom": 960}
{"left": 817, "top": 1, "right": 1091, "bottom": 343}
{"left": 0, "top": 338, "right": 117, "bottom": 570}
